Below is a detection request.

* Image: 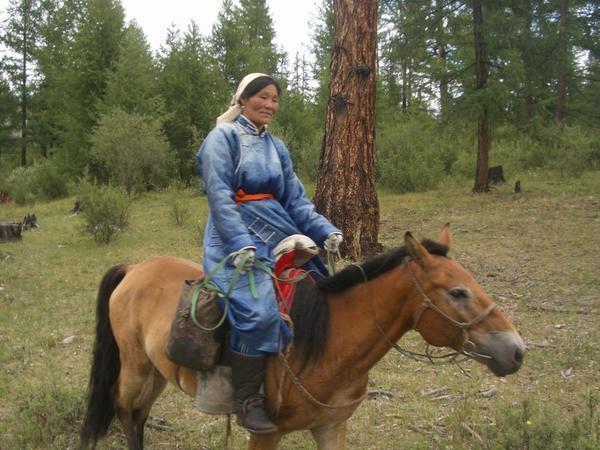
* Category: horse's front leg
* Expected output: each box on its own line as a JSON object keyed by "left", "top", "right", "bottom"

{"left": 310, "top": 420, "right": 347, "bottom": 450}
{"left": 248, "top": 431, "right": 283, "bottom": 450}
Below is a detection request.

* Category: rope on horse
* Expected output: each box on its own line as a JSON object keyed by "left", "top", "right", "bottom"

{"left": 351, "top": 260, "right": 494, "bottom": 367}
{"left": 276, "top": 351, "right": 368, "bottom": 410}
{"left": 272, "top": 250, "right": 367, "bottom": 412}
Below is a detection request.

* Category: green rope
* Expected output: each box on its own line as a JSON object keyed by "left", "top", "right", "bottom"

{"left": 190, "top": 284, "right": 229, "bottom": 331}
{"left": 189, "top": 247, "right": 335, "bottom": 332}
{"left": 254, "top": 258, "right": 313, "bottom": 284}
{"left": 326, "top": 249, "right": 337, "bottom": 276}
{"left": 189, "top": 251, "right": 247, "bottom": 331}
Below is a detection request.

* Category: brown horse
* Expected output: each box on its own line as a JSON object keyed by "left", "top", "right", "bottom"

{"left": 79, "top": 226, "right": 525, "bottom": 449}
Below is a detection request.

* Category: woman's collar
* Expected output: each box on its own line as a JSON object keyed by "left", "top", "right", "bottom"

{"left": 238, "top": 114, "right": 267, "bottom": 136}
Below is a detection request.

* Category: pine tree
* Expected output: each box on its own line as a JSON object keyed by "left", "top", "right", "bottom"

{"left": 211, "top": 0, "right": 283, "bottom": 88}
{"left": 158, "top": 23, "right": 225, "bottom": 182}
{"left": 1, "top": 0, "right": 44, "bottom": 166}
{"left": 310, "top": 0, "right": 334, "bottom": 120}
{"left": 32, "top": 0, "right": 83, "bottom": 159}
{"left": 57, "top": 0, "right": 125, "bottom": 173}
{"left": 0, "top": 71, "right": 18, "bottom": 162}
{"left": 471, "top": 0, "right": 490, "bottom": 192}
{"left": 238, "top": 0, "right": 282, "bottom": 76}
{"left": 210, "top": 0, "right": 245, "bottom": 87}
{"left": 101, "top": 23, "right": 164, "bottom": 119}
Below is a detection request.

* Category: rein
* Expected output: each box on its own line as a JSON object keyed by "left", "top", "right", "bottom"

{"left": 194, "top": 249, "right": 360, "bottom": 411}
{"left": 189, "top": 251, "right": 311, "bottom": 331}
{"left": 276, "top": 351, "right": 368, "bottom": 412}
{"left": 408, "top": 262, "right": 496, "bottom": 334}
{"left": 273, "top": 249, "right": 368, "bottom": 413}
{"left": 354, "top": 258, "right": 496, "bottom": 365}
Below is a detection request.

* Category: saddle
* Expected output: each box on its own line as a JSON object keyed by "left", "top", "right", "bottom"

{"left": 165, "top": 236, "right": 321, "bottom": 414}
{"left": 166, "top": 235, "right": 320, "bottom": 371}
{"left": 273, "top": 234, "right": 319, "bottom": 313}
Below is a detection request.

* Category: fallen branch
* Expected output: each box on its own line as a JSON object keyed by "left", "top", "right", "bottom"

{"left": 368, "top": 389, "right": 394, "bottom": 400}
{"left": 461, "top": 422, "right": 484, "bottom": 444}
{"left": 525, "top": 340, "right": 557, "bottom": 349}
{"left": 525, "top": 305, "right": 597, "bottom": 315}
{"left": 146, "top": 417, "right": 174, "bottom": 432}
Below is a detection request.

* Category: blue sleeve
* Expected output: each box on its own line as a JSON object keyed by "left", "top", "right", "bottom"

{"left": 196, "top": 126, "right": 255, "bottom": 254}
{"left": 272, "top": 136, "right": 340, "bottom": 246}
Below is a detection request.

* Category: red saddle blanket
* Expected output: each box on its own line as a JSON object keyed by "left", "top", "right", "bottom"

{"left": 273, "top": 249, "right": 314, "bottom": 314}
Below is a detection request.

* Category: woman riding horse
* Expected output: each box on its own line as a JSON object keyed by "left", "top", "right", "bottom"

{"left": 197, "top": 73, "right": 343, "bottom": 434}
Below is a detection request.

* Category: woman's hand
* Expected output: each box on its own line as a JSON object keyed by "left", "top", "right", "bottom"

{"left": 324, "top": 233, "right": 343, "bottom": 253}
{"left": 232, "top": 248, "right": 256, "bottom": 274}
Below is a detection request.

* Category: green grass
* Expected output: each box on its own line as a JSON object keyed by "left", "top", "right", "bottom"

{"left": 0, "top": 171, "right": 598, "bottom": 449}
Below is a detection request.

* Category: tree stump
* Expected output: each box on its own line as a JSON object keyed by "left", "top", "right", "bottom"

{"left": 488, "top": 165, "right": 505, "bottom": 184}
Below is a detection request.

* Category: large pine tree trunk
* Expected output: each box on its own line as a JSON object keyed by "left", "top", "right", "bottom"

{"left": 435, "top": 0, "right": 449, "bottom": 119}
{"left": 314, "top": 0, "right": 380, "bottom": 260}
{"left": 523, "top": 0, "right": 534, "bottom": 122}
{"left": 20, "top": 7, "right": 29, "bottom": 167}
{"left": 555, "top": 0, "right": 568, "bottom": 127}
{"left": 472, "top": 0, "right": 490, "bottom": 193}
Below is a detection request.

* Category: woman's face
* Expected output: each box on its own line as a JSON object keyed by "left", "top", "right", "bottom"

{"left": 240, "top": 84, "right": 280, "bottom": 129}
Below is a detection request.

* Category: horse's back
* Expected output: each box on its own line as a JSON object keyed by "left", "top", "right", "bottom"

{"left": 111, "top": 256, "right": 203, "bottom": 302}
{"left": 125, "top": 255, "right": 202, "bottom": 285}
{"left": 109, "top": 256, "right": 203, "bottom": 385}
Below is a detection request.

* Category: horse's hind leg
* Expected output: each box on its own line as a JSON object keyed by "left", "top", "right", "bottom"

{"left": 115, "top": 363, "right": 167, "bottom": 450}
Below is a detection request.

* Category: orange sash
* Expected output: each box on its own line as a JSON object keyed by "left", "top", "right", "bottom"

{"left": 235, "top": 188, "right": 275, "bottom": 204}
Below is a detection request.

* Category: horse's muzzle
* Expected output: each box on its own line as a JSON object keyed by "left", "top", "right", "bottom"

{"left": 471, "top": 331, "right": 526, "bottom": 377}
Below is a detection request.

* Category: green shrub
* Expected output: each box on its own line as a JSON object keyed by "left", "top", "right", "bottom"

{"left": 168, "top": 182, "right": 194, "bottom": 226}
{"left": 78, "top": 180, "right": 130, "bottom": 244}
{"left": 30, "top": 160, "right": 69, "bottom": 200}
{"left": 271, "top": 90, "right": 323, "bottom": 180}
{"left": 549, "top": 126, "right": 600, "bottom": 177}
{"left": 3, "top": 166, "right": 36, "bottom": 205}
{"left": 488, "top": 125, "right": 599, "bottom": 178}
{"left": 484, "top": 394, "right": 599, "bottom": 449}
{"left": 170, "top": 197, "right": 190, "bottom": 226}
{"left": 2, "top": 160, "right": 69, "bottom": 205}
{"left": 0, "top": 154, "right": 19, "bottom": 186}
{"left": 90, "top": 109, "right": 175, "bottom": 194}
{"left": 377, "top": 112, "right": 447, "bottom": 192}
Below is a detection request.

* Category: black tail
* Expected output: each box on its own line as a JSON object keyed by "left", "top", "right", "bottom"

{"left": 79, "top": 264, "right": 127, "bottom": 449}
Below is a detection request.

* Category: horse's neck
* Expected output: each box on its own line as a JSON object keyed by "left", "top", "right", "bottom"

{"left": 325, "top": 266, "right": 417, "bottom": 377}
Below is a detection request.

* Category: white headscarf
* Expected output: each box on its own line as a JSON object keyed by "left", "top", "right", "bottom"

{"left": 216, "top": 73, "right": 272, "bottom": 125}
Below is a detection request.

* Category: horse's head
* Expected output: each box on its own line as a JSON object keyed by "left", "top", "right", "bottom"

{"left": 405, "top": 225, "right": 525, "bottom": 376}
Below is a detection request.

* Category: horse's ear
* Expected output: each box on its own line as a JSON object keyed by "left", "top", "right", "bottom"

{"left": 437, "top": 223, "right": 451, "bottom": 247}
{"left": 405, "top": 232, "right": 433, "bottom": 268}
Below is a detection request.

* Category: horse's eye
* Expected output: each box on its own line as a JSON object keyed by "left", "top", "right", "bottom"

{"left": 448, "top": 287, "right": 470, "bottom": 301}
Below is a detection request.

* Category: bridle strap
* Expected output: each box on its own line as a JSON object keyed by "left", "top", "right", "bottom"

{"left": 406, "top": 261, "right": 496, "bottom": 332}
{"left": 352, "top": 259, "right": 496, "bottom": 363}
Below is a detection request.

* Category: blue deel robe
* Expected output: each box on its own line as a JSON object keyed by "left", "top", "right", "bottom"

{"left": 196, "top": 115, "right": 340, "bottom": 355}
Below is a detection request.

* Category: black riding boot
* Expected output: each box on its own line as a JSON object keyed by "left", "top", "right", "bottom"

{"left": 231, "top": 352, "right": 278, "bottom": 435}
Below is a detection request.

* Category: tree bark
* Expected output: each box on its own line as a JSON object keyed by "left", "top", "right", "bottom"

{"left": 554, "top": 0, "right": 568, "bottom": 128}
{"left": 472, "top": 0, "right": 490, "bottom": 193}
{"left": 314, "top": 0, "right": 380, "bottom": 260}
{"left": 523, "top": 0, "right": 534, "bottom": 122}
{"left": 435, "top": 0, "right": 449, "bottom": 119}
{"left": 20, "top": 4, "right": 29, "bottom": 167}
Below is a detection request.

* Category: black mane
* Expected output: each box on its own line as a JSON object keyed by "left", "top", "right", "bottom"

{"left": 317, "top": 239, "right": 448, "bottom": 293}
{"left": 289, "top": 240, "right": 449, "bottom": 370}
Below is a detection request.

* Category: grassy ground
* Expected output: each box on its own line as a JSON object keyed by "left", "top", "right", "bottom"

{"left": 0, "top": 172, "right": 598, "bottom": 449}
